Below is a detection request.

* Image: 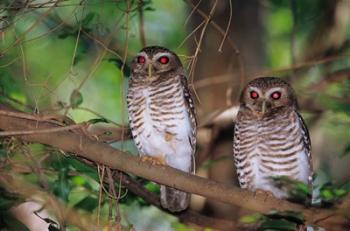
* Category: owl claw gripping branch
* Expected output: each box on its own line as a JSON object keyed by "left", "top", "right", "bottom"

{"left": 127, "top": 46, "right": 197, "bottom": 212}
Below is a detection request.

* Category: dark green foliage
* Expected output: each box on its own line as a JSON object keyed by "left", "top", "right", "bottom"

{"left": 270, "top": 176, "right": 350, "bottom": 207}
{"left": 144, "top": 181, "right": 160, "bottom": 194}
{"left": 258, "top": 218, "right": 297, "bottom": 231}
{"left": 70, "top": 89, "right": 83, "bottom": 108}
{"left": 265, "top": 210, "right": 305, "bottom": 225}
{"left": 74, "top": 196, "right": 99, "bottom": 211}
{"left": 240, "top": 210, "right": 305, "bottom": 231}
{"left": 0, "top": 187, "right": 28, "bottom": 231}
{"left": 108, "top": 58, "right": 131, "bottom": 77}
{"left": 0, "top": 187, "right": 22, "bottom": 211}
{"left": 88, "top": 117, "right": 109, "bottom": 124}
{"left": 52, "top": 167, "right": 71, "bottom": 202}
{"left": 0, "top": 212, "right": 30, "bottom": 231}
{"left": 319, "top": 182, "right": 350, "bottom": 207}
{"left": 270, "top": 176, "right": 311, "bottom": 204}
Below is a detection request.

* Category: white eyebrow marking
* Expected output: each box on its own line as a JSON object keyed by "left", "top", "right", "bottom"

{"left": 265, "top": 87, "right": 283, "bottom": 96}
{"left": 137, "top": 51, "right": 148, "bottom": 57}
{"left": 153, "top": 52, "right": 171, "bottom": 60}
{"left": 248, "top": 87, "right": 262, "bottom": 94}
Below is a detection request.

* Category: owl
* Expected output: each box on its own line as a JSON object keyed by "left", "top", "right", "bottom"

{"left": 233, "top": 77, "right": 312, "bottom": 199}
{"left": 127, "top": 46, "right": 196, "bottom": 212}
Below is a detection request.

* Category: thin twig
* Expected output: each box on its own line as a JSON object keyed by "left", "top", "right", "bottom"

{"left": 138, "top": 0, "right": 146, "bottom": 47}
{"left": 185, "top": 0, "right": 202, "bottom": 25}
{"left": 0, "top": 2, "right": 57, "bottom": 55}
{"left": 185, "top": 0, "right": 245, "bottom": 101}
{"left": 0, "top": 123, "right": 84, "bottom": 136}
{"left": 218, "top": 0, "right": 232, "bottom": 52}
{"left": 188, "top": 0, "right": 218, "bottom": 80}
{"left": 74, "top": 2, "right": 131, "bottom": 93}
{"left": 289, "top": 0, "right": 297, "bottom": 79}
{"left": 178, "top": 20, "right": 205, "bottom": 49}
{"left": 187, "top": 0, "right": 218, "bottom": 106}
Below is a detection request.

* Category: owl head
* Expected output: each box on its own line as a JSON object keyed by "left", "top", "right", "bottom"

{"left": 240, "top": 77, "right": 298, "bottom": 116}
{"left": 130, "top": 46, "right": 183, "bottom": 81}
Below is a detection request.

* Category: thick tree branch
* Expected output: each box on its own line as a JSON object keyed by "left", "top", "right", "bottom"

{"left": 112, "top": 171, "right": 236, "bottom": 230}
{"left": 0, "top": 107, "right": 348, "bottom": 229}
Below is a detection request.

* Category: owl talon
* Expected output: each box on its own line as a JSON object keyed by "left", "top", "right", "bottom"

{"left": 254, "top": 189, "right": 274, "bottom": 200}
{"left": 254, "top": 189, "right": 265, "bottom": 198}
{"left": 140, "top": 156, "right": 166, "bottom": 166}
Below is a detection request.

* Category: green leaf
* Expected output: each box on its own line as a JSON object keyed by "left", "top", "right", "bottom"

{"left": 172, "top": 221, "right": 194, "bottom": 231}
{"left": 82, "top": 12, "right": 95, "bottom": 26}
{"left": 108, "top": 58, "right": 131, "bottom": 77}
{"left": 70, "top": 89, "right": 83, "bottom": 108}
{"left": 144, "top": 182, "right": 160, "bottom": 193}
{"left": 320, "top": 188, "right": 334, "bottom": 201}
{"left": 294, "top": 182, "right": 310, "bottom": 194}
{"left": 239, "top": 213, "right": 262, "bottom": 224}
{"left": 69, "top": 158, "right": 98, "bottom": 181}
{"left": 259, "top": 218, "right": 297, "bottom": 231}
{"left": 144, "top": 6, "right": 155, "bottom": 11}
{"left": 334, "top": 188, "right": 347, "bottom": 197}
{"left": 74, "top": 196, "right": 98, "bottom": 211}
{"left": 70, "top": 175, "right": 86, "bottom": 187}
{"left": 53, "top": 167, "right": 71, "bottom": 202}
{"left": 88, "top": 118, "right": 109, "bottom": 124}
{"left": 266, "top": 210, "right": 304, "bottom": 224}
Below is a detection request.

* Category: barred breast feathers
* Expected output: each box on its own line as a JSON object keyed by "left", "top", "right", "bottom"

{"left": 233, "top": 107, "right": 312, "bottom": 194}
{"left": 127, "top": 73, "right": 194, "bottom": 173}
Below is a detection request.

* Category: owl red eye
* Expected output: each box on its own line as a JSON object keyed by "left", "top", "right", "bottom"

{"left": 271, "top": 91, "right": 281, "bottom": 100}
{"left": 158, "top": 56, "right": 169, "bottom": 64}
{"left": 250, "top": 91, "right": 259, "bottom": 99}
{"left": 137, "top": 56, "right": 145, "bottom": 64}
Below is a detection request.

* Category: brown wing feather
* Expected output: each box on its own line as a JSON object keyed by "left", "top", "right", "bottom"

{"left": 296, "top": 112, "right": 313, "bottom": 184}
{"left": 180, "top": 75, "right": 197, "bottom": 172}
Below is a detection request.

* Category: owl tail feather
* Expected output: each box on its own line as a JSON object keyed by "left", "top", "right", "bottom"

{"left": 160, "top": 185, "right": 190, "bottom": 212}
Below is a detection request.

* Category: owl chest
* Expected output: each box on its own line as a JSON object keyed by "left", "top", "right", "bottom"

{"left": 129, "top": 87, "right": 191, "bottom": 156}
{"left": 236, "top": 114, "right": 309, "bottom": 188}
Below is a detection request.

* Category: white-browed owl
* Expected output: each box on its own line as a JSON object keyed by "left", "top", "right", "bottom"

{"left": 127, "top": 46, "right": 196, "bottom": 212}
{"left": 233, "top": 77, "right": 312, "bottom": 199}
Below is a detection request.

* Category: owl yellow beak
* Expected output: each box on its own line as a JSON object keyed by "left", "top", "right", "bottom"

{"left": 148, "top": 64, "right": 152, "bottom": 79}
